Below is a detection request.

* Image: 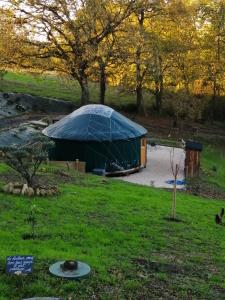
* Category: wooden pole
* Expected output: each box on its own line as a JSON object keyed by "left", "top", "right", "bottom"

{"left": 172, "top": 164, "right": 178, "bottom": 219}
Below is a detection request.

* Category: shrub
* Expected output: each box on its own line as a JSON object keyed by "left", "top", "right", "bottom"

{"left": 0, "top": 134, "right": 54, "bottom": 187}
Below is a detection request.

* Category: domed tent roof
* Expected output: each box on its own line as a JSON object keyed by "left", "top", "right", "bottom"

{"left": 43, "top": 104, "right": 147, "bottom": 141}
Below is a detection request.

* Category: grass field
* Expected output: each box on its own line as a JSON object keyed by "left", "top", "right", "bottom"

{"left": 0, "top": 143, "right": 224, "bottom": 300}
{"left": 0, "top": 72, "right": 152, "bottom": 108}
{"left": 0, "top": 71, "right": 224, "bottom": 299}
{"left": 202, "top": 144, "right": 225, "bottom": 190}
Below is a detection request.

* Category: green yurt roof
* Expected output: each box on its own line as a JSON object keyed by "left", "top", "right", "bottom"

{"left": 43, "top": 104, "right": 147, "bottom": 142}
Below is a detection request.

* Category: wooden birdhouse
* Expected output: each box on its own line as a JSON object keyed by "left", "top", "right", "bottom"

{"left": 184, "top": 141, "right": 203, "bottom": 178}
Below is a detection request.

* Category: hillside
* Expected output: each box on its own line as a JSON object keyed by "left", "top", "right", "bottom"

{"left": 0, "top": 72, "right": 224, "bottom": 299}
{"left": 0, "top": 142, "right": 224, "bottom": 299}
{"left": 0, "top": 72, "right": 143, "bottom": 108}
{"left": 0, "top": 1, "right": 225, "bottom": 298}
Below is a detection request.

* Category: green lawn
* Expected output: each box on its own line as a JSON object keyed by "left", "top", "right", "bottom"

{"left": 0, "top": 72, "right": 153, "bottom": 108}
{"left": 0, "top": 113, "right": 224, "bottom": 299}
{"left": 202, "top": 144, "right": 225, "bottom": 190}
{"left": 0, "top": 145, "right": 225, "bottom": 299}
{"left": 0, "top": 72, "right": 82, "bottom": 103}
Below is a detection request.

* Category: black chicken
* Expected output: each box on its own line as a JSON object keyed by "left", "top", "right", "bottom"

{"left": 215, "top": 214, "right": 222, "bottom": 224}
{"left": 215, "top": 208, "right": 224, "bottom": 225}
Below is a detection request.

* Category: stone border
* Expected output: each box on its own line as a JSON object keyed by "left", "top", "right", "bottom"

{"left": 2, "top": 182, "right": 59, "bottom": 197}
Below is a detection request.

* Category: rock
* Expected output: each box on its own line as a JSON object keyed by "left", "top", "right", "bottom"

{"left": 2, "top": 184, "right": 9, "bottom": 193}
{"left": 3, "top": 182, "right": 15, "bottom": 193}
{"left": 59, "top": 171, "right": 69, "bottom": 177}
{"left": 16, "top": 104, "right": 26, "bottom": 112}
{"left": 23, "top": 188, "right": 29, "bottom": 196}
{"left": 29, "top": 120, "right": 48, "bottom": 128}
{"left": 51, "top": 189, "right": 56, "bottom": 195}
{"left": 21, "top": 184, "right": 28, "bottom": 195}
{"left": 40, "top": 189, "right": 46, "bottom": 196}
{"left": 8, "top": 183, "right": 14, "bottom": 193}
{"left": 101, "top": 178, "right": 108, "bottom": 184}
{"left": 27, "top": 187, "right": 34, "bottom": 197}
{"left": 14, "top": 182, "right": 22, "bottom": 189}
{"left": 50, "top": 189, "right": 56, "bottom": 195}
{"left": 36, "top": 188, "right": 40, "bottom": 196}
{"left": 46, "top": 189, "right": 52, "bottom": 196}
{"left": 2, "top": 92, "right": 9, "bottom": 99}
{"left": 12, "top": 188, "right": 21, "bottom": 195}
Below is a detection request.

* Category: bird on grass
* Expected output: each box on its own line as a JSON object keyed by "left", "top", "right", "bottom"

{"left": 215, "top": 214, "right": 222, "bottom": 224}
{"left": 215, "top": 208, "right": 225, "bottom": 225}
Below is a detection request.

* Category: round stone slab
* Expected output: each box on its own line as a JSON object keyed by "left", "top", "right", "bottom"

{"left": 49, "top": 261, "right": 91, "bottom": 279}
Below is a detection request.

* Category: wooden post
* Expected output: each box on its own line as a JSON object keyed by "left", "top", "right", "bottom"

{"left": 140, "top": 138, "right": 147, "bottom": 167}
{"left": 185, "top": 150, "right": 201, "bottom": 178}
{"left": 172, "top": 164, "right": 178, "bottom": 219}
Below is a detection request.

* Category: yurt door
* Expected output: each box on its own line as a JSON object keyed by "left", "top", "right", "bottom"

{"left": 140, "top": 138, "right": 147, "bottom": 167}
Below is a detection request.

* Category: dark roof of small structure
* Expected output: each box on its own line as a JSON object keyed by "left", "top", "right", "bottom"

{"left": 185, "top": 141, "right": 203, "bottom": 152}
{"left": 43, "top": 104, "right": 147, "bottom": 142}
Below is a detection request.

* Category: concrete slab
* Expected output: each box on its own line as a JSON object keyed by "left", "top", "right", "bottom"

{"left": 118, "top": 145, "right": 185, "bottom": 189}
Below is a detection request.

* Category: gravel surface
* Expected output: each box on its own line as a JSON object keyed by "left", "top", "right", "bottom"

{"left": 118, "top": 145, "right": 185, "bottom": 189}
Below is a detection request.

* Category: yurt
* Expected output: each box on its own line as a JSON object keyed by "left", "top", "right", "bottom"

{"left": 43, "top": 104, "right": 148, "bottom": 174}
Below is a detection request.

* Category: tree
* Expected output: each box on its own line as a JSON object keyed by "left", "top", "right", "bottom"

{"left": 92, "top": 33, "right": 117, "bottom": 104}
{"left": 9, "top": 0, "right": 136, "bottom": 106}
{"left": 148, "top": 0, "right": 201, "bottom": 112}
{"left": 0, "top": 135, "right": 54, "bottom": 187}
{"left": 0, "top": 7, "right": 47, "bottom": 76}
{"left": 26, "top": 205, "right": 39, "bottom": 239}
{"left": 199, "top": 0, "right": 225, "bottom": 119}
{"left": 170, "top": 148, "right": 181, "bottom": 220}
{"left": 105, "top": 0, "right": 164, "bottom": 113}
{"left": 135, "top": 7, "right": 146, "bottom": 113}
{"left": 0, "top": 8, "right": 22, "bottom": 73}
{"left": 2, "top": 0, "right": 224, "bottom": 120}
{"left": 131, "top": 1, "right": 164, "bottom": 113}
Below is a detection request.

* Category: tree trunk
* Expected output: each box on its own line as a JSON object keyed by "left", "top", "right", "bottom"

{"left": 25, "top": 175, "right": 34, "bottom": 187}
{"left": 172, "top": 180, "right": 177, "bottom": 219}
{"left": 172, "top": 164, "right": 178, "bottom": 220}
{"left": 135, "top": 9, "right": 145, "bottom": 114}
{"left": 99, "top": 63, "right": 106, "bottom": 105}
{"left": 79, "top": 77, "right": 90, "bottom": 106}
{"left": 136, "top": 83, "right": 143, "bottom": 114}
{"left": 136, "top": 45, "right": 143, "bottom": 113}
{"left": 154, "top": 56, "right": 163, "bottom": 113}
{"left": 155, "top": 82, "right": 161, "bottom": 113}
{"left": 211, "top": 77, "right": 217, "bottom": 121}
{"left": 155, "top": 78, "right": 163, "bottom": 113}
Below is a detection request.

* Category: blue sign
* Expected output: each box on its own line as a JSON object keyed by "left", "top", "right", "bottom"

{"left": 6, "top": 256, "right": 34, "bottom": 274}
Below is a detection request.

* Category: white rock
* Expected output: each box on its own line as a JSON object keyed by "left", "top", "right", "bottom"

{"left": 27, "top": 187, "right": 34, "bottom": 197}
{"left": 21, "top": 184, "right": 28, "bottom": 195}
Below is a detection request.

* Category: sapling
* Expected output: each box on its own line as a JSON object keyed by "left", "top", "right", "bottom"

{"left": 0, "top": 134, "right": 54, "bottom": 187}
{"left": 170, "top": 148, "right": 182, "bottom": 220}
{"left": 26, "top": 205, "right": 39, "bottom": 238}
